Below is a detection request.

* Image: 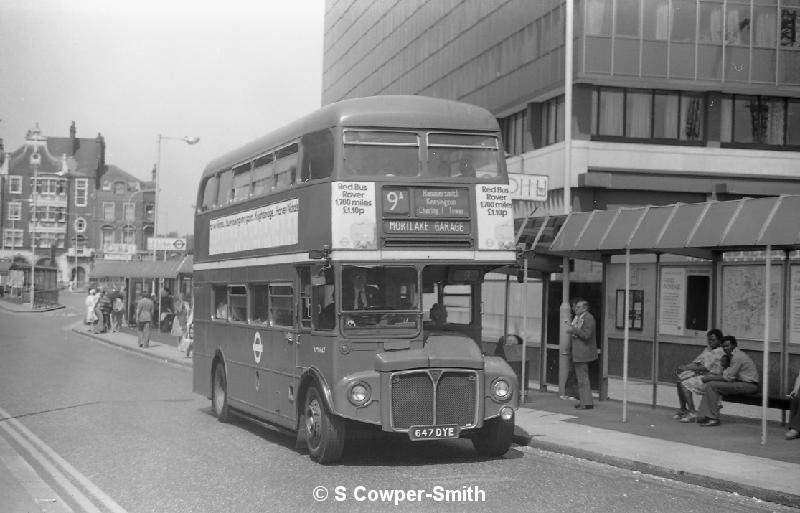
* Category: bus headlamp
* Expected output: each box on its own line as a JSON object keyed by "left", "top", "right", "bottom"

{"left": 490, "top": 378, "right": 512, "bottom": 402}
{"left": 348, "top": 382, "right": 371, "bottom": 407}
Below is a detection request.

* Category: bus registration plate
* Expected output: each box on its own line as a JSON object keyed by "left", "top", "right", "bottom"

{"left": 408, "top": 425, "right": 460, "bottom": 441}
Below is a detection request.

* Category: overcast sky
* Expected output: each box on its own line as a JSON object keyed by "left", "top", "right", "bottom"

{"left": 0, "top": 0, "right": 325, "bottom": 235}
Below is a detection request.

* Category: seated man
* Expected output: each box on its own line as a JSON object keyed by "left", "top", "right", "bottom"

{"left": 695, "top": 335, "right": 759, "bottom": 427}
{"left": 423, "top": 303, "right": 449, "bottom": 341}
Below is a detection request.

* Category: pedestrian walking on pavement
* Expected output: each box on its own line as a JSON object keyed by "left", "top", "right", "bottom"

{"left": 85, "top": 288, "right": 98, "bottom": 332}
{"left": 135, "top": 291, "right": 155, "bottom": 348}
{"left": 565, "top": 297, "right": 598, "bottom": 410}
{"left": 696, "top": 335, "right": 759, "bottom": 427}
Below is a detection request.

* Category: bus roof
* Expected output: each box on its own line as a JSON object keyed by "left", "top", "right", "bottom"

{"left": 201, "top": 95, "right": 500, "bottom": 180}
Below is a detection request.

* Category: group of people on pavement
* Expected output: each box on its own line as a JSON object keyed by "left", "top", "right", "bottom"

{"left": 84, "top": 286, "right": 125, "bottom": 334}
{"left": 83, "top": 284, "right": 192, "bottom": 357}
{"left": 560, "top": 297, "right": 800, "bottom": 440}
{"left": 674, "top": 328, "right": 800, "bottom": 438}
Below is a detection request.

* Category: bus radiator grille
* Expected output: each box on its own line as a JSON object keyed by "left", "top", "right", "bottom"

{"left": 391, "top": 373, "right": 434, "bottom": 429}
{"left": 436, "top": 372, "right": 476, "bottom": 426}
{"left": 390, "top": 371, "right": 477, "bottom": 430}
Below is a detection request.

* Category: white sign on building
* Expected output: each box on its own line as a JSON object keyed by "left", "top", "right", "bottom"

{"left": 148, "top": 237, "right": 188, "bottom": 252}
{"left": 508, "top": 173, "right": 548, "bottom": 202}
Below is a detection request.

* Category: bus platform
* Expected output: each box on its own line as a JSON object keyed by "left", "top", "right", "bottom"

{"left": 64, "top": 319, "right": 800, "bottom": 508}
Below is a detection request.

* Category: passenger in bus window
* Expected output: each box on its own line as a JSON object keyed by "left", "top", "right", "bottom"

{"left": 458, "top": 158, "right": 476, "bottom": 177}
{"left": 432, "top": 161, "right": 451, "bottom": 178}
{"left": 342, "top": 268, "right": 378, "bottom": 310}
{"left": 215, "top": 301, "right": 228, "bottom": 320}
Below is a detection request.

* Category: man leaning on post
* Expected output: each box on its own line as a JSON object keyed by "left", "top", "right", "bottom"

{"left": 695, "top": 335, "right": 759, "bottom": 427}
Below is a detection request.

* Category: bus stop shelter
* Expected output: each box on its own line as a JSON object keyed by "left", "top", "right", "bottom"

{"left": 521, "top": 195, "right": 800, "bottom": 444}
{"left": 91, "top": 255, "right": 192, "bottom": 326}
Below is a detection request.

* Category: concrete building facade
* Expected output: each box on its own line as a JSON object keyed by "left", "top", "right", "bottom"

{"left": 322, "top": 0, "right": 800, "bottom": 390}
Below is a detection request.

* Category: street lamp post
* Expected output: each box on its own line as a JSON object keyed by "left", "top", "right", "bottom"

{"left": 30, "top": 161, "right": 39, "bottom": 309}
{"left": 153, "top": 134, "right": 199, "bottom": 261}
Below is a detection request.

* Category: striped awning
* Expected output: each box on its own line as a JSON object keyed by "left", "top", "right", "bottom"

{"left": 547, "top": 195, "right": 800, "bottom": 258}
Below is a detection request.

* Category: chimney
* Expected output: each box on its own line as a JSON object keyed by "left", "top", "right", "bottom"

{"left": 70, "top": 121, "right": 80, "bottom": 155}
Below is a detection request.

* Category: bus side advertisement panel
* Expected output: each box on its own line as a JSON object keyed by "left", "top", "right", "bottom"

{"left": 208, "top": 198, "right": 299, "bottom": 255}
{"left": 475, "top": 184, "right": 514, "bottom": 250}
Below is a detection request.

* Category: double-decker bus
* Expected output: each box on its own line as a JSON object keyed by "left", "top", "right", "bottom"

{"left": 193, "top": 95, "right": 519, "bottom": 463}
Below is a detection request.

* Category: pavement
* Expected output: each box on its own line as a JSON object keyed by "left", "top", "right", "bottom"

{"left": 2, "top": 296, "right": 799, "bottom": 508}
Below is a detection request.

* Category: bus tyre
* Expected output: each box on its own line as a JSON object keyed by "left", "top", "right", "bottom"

{"left": 212, "top": 362, "right": 230, "bottom": 423}
{"left": 471, "top": 416, "right": 514, "bottom": 457}
{"left": 303, "top": 384, "right": 344, "bottom": 463}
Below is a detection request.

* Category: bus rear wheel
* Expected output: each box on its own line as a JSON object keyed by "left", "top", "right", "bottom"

{"left": 212, "top": 361, "right": 230, "bottom": 423}
{"left": 303, "top": 384, "right": 344, "bottom": 463}
{"left": 471, "top": 416, "right": 514, "bottom": 457}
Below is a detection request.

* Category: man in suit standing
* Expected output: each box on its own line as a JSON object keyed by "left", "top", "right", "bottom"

{"left": 565, "top": 298, "right": 598, "bottom": 410}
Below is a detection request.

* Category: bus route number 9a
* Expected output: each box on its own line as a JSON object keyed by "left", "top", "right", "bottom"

{"left": 383, "top": 188, "right": 409, "bottom": 215}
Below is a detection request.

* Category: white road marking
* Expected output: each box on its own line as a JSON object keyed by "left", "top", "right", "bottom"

{"left": 0, "top": 405, "right": 129, "bottom": 513}
{"left": 0, "top": 431, "right": 73, "bottom": 513}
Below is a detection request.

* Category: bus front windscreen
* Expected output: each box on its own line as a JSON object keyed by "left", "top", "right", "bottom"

{"left": 340, "top": 265, "right": 419, "bottom": 331}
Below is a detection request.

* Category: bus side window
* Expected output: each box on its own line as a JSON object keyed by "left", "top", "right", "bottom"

{"left": 216, "top": 169, "right": 233, "bottom": 207}
{"left": 299, "top": 268, "right": 311, "bottom": 329}
{"left": 251, "top": 284, "right": 269, "bottom": 324}
{"left": 228, "top": 285, "right": 248, "bottom": 322}
{"left": 268, "top": 284, "right": 294, "bottom": 327}
{"left": 201, "top": 175, "right": 218, "bottom": 211}
{"left": 251, "top": 153, "right": 274, "bottom": 197}
{"left": 212, "top": 285, "right": 228, "bottom": 321}
{"left": 300, "top": 129, "right": 333, "bottom": 181}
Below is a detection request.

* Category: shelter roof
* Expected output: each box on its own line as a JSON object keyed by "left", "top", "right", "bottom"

{"left": 538, "top": 195, "right": 800, "bottom": 260}
{"left": 91, "top": 256, "right": 192, "bottom": 279}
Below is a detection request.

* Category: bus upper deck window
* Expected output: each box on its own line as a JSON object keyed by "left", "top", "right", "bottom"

{"left": 301, "top": 130, "right": 333, "bottom": 181}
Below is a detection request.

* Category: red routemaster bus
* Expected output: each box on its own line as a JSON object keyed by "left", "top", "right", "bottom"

{"left": 193, "top": 95, "right": 519, "bottom": 463}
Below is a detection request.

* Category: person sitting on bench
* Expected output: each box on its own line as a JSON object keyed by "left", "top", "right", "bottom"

{"left": 695, "top": 336, "right": 759, "bottom": 427}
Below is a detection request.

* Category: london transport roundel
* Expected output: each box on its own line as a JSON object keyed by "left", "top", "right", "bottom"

{"left": 253, "top": 332, "right": 263, "bottom": 364}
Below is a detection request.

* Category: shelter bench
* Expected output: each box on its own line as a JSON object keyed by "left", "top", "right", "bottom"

{"left": 722, "top": 393, "right": 791, "bottom": 425}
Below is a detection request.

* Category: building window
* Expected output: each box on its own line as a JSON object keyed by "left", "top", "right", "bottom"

{"left": 101, "top": 226, "right": 115, "bottom": 248}
{"left": 8, "top": 176, "right": 22, "bottom": 194}
{"left": 593, "top": 87, "right": 705, "bottom": 143}
{"left": 781, "top": 7, "right": 800, "bottom": 47}
{"left": 3, "top": 229, "right": 23, "bottom": 247}
{"left": 615, "top": 0, "right": 640, "bottom": 37}
{"left": 585, "top": 0, "right": 612, "bottom": 35}
{"left": 723, "top": 95, "right": 791, "bottom": 146}
{"left": 144, "top": 204, "right": 154, "bottom": 222}
{"left": 122, "top": 226, "right": 136, "bottom": 245}
{"left": 103, "top": 202, "right": 115, "bottom": 222}
{"left": 8, "top": 202, "right": 21, "bottom": 220}
{"left": 114, "top": 181, "right": 127, "bottom": 195}
{"left": 500, "top": 108, "right": 533, "bottom": 155}
{"left": 123, "top": 203, "right": 135, "bottom": 221}
{"left": 74, "top": 217, "right": 87, "bottom": 233}
{"left": 542, "top": 96, "right": 565, "bottom": 146}
{"left": 75, "top": 179, "right": 88, "bottom": 207}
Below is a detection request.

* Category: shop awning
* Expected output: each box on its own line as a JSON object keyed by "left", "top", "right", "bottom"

{"left": 91, "top": 255, "right": 192, "bottom": 280}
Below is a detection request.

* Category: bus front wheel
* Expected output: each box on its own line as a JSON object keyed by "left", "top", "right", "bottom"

{"left": 303, "top": 384, "right": 344, "bottom": 463}
{"left": 471, "top": 416, "right": 514, "bottom": 457}
{"left": 212, "top": 361, "right": 230, "bottom": 423}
